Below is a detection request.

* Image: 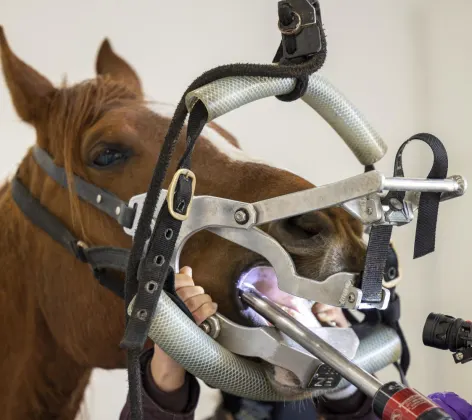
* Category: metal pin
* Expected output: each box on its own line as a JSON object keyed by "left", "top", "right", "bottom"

{"left": 96, "top": 194, "right": 102, "bottom": 204}
{"left": 234, "top": 209, "right": 249, "bottom": 225}
{"left": 199, "top": 316, "right": 221, "bottom": 339}
{"left": 115, "top": 206, "right": 121, "bottom": 216}
{"left": 389, "top": 198, "right": 403, "bottom": 211}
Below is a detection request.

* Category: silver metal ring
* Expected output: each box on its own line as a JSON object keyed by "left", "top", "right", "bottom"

{"left": 278, "top": 11, "right": 302, "bottom": 35}
{"left": 76, "top": 240, "right": 89, "bottom": 249}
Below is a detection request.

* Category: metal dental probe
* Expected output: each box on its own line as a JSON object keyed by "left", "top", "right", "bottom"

{"left": 239, "top": 283, "right": 382, "bottom": 397}
{"left": 239, "top": 283, "right": 451, "bottom": 419}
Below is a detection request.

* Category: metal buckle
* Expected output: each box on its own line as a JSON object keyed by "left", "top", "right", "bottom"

{"left": 167, "top": 169, "right": 196, "bottom": 221}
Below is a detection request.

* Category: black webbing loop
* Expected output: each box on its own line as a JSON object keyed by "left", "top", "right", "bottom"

{"left": 276, "top": 75, "right": 309, "bottom": 102}
{"left": 359, "top": 133, "right": 448, "bottom": 303}
{"left": 387, "top": 133, "right": 448, "bottom": 259}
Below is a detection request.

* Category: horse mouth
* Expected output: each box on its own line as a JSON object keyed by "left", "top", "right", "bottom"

{"left": 236, "top": 263, "right": 322, "bottom": 329}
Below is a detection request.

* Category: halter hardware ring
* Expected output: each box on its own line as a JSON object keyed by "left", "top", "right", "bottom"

{"left": 278, "top": 11, "right": 302, "bottom": 35}
{"left": 76, "top": 240, "right": 89, "bottom": 249}
{"left": 167, "top": 169, "right": 196, "bottom": 221}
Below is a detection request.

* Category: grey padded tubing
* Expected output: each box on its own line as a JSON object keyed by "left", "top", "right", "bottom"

{"left": 185, "top": 74, "right": 388, "bottom": 166}
{"left": 128, "top": 293, "right": 401, "bottom": 401}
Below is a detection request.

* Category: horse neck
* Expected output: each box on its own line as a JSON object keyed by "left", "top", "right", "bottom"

{"left": 0, "top": 158, "right": 92, "bottom": 420}
{"left": 0, "top": 153, "right": 44, "bottom": 265}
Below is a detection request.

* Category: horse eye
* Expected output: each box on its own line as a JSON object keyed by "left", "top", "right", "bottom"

{"left": 92, "top": 148, "right": 129, "bottom": 168}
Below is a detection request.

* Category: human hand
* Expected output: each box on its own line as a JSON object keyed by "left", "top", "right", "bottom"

{"left": 150, "top": 266, "right": 218, "bottom": 392}
{"left": 312, "top": 303, "right": 349, "bottom": 328}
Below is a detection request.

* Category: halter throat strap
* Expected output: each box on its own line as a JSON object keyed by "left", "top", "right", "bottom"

{"left": 10, "top": 146, "right": 138, "bottom": 299}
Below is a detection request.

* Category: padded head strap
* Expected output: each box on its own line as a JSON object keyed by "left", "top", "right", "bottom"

{"left": 32, "top": 146, "right": 136, "bottom": 228}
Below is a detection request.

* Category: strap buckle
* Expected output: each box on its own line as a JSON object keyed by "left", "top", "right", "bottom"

{"left": 167, "top": 169, "right": 196, "bottom": 221}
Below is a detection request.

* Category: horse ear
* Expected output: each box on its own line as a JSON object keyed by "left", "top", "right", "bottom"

{"left": 96, "top": 39, "right": 143, "bottom": 97}
{"left": 0, "top": 26, "right": 56, "bottom": 124}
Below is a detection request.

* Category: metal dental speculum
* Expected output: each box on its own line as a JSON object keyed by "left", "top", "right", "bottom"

{"left": 124, "top": 169, "right": 466, "bottom": 310}
{"left": 123, "top": 71, "right": 467, "bottom": 399}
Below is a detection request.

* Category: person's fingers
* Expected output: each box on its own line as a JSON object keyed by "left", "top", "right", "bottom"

{"left": 312, "top": 303, "right": 339, "bottom": 314}
{"left": 193, "top": 302, "right": 218, "bottom": 325}
{"left": 180, "top": 266, "right": 192, "bottom": 277}
{"left": 184, "top": 294, "right": 213, "bottom": 313}
{"left": 176, "top": 285, "right": 205, "bottom": 302}
{"left": 174, "top": 274, "right": 195, "bottom": 290}
{"left": 312, "top": 303, "right": 349, "bottom": 328}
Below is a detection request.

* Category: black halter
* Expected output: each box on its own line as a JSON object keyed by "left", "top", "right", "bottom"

{"left": 11, "top": 146, "right": 132, "bottom": 299}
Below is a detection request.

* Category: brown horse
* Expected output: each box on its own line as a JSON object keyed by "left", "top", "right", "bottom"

{"left": 0, "top": 27, "right": 367, "bottom": 420}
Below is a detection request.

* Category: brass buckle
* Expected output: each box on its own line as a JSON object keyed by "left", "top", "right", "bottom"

{"left": 167, "top": 169, "right": 196, "bottom": 221}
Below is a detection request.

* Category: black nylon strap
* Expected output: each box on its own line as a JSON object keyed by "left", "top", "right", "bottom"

{"left": 360, "top": 225, "right": 393, "bottom": 303}
{"left": 388, "top": 133, "right": 448, "bottom": 259}
{"left": 11, "top": 177, "right": 85, "bottom": 258}
{"left": 93, "top": 269, "right": 125, "bottom": 299}
{"left": 122, "top": 104, "right": 207, "bottom": 420}
{"left": 84, "top": 247, "right": 130, "bottom": 299}
{"left": 32, "top": 146, "right": 136, "bottom": 229}
{"left": 83, "top": 247, "right": 130, "bottom": 271}
{"left": 122, "top": 103, "right": 207, "bottom": 350}
{"left": 359, "top": 133, "right": 448, "bottom": 303}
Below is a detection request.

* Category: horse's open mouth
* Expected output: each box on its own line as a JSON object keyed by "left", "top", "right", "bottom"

{"left": 236, "top": 263, "right": 322, "bottom": 329}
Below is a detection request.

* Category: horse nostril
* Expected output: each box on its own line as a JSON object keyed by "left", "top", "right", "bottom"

{"left": 268, "top": 211, "right": 333, "bottom": 247}
{"left": 289, "top": 212, "right": 332, "bottom": 238}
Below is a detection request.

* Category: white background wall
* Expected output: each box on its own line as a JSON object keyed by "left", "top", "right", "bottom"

{"left": 1, "top": 1, "right": 472, "bottom": 419}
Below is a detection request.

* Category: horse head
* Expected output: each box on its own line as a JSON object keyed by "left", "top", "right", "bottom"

{"left": 0, "top": 27, "right": 367, "bottom": 401}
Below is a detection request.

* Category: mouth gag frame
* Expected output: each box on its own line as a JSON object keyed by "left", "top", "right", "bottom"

{"left": 123, "top": 71, "right": 466, "bottom": 394}
{"left": 115, "top": 2, "right": 468, "bottom": 418}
